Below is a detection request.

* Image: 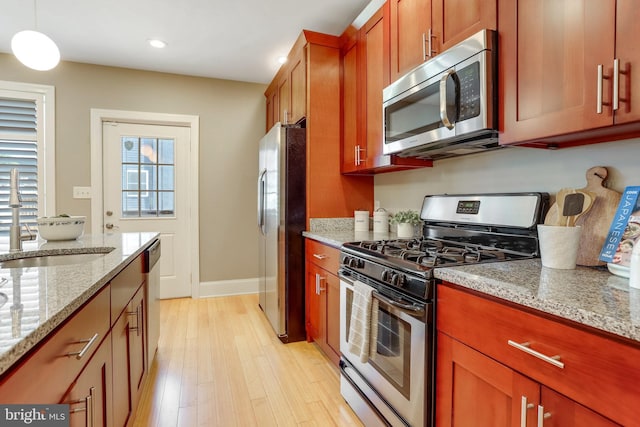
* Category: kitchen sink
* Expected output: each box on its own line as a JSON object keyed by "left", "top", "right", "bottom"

{"left": 0, "top": 251, "right": 111, "bottom": 269}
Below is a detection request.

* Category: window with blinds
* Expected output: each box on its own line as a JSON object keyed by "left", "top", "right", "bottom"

{"left": 0, "top": 97, "right": 39, "bottom": 237}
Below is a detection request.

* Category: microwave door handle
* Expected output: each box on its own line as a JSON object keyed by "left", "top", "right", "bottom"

{"left": 439, "top": 69, "right": 456, "bottom": 130}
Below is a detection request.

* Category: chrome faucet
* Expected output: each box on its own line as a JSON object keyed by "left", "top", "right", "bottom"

{"left": 9, "top": 168, "right": 35, "bottom": 252}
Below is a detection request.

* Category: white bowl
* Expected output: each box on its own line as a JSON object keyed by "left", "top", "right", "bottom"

{"left": 37, "top": 216, "right": 86, "bottom": 241}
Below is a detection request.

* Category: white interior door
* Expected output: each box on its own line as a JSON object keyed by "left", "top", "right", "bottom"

{"left": 103, "top": 122, "right": 191, "bottom": 299}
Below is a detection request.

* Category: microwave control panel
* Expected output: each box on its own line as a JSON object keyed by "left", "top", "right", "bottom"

{"left": 457, "top": 62, "right": 481, "bottom": 121}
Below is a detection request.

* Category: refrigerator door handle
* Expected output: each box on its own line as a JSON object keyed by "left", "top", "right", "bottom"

{"left": 257, "top": 169, "right": 267, "bottom": 234}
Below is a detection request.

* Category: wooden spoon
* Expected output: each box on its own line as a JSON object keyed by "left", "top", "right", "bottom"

{"left": 564, "top": 190, "right": 595, "bottom": 226}
{"left": 545, "top": 188, "right": 572, "bottom": 226}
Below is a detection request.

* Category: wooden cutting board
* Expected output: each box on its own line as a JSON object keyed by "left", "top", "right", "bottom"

{"left": 573, "top": 167, "right": 621, "bottom": 266}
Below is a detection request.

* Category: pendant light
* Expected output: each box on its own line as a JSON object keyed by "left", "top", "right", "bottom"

{"left": 11, "top": 0, "right": 60, "bottom": 71}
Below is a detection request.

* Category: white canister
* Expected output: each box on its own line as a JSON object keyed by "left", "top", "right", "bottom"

{"left": 373, "top": 209, "right": 389, "bottom": 233}
{"left": 354, "top": 210, "right": 370, "bottom": 232}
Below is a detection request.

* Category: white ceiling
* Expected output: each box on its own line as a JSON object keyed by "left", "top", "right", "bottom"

{"left": 0, "top": 0, "right": 383, "bottom": 84}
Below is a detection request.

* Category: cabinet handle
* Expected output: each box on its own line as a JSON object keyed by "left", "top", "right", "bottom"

{"left": 422, "top": 32, "right": 427, "bottom": 60}
{"left": 596, "top": 64, "right": 611, "bottom": 114}
{"left": 613, "top": 58, "right": 620, "bottom": 111}
{"left": 427, "top": 28, "right": 436, "bottom": 57}
{"left": 597, "top": 64, "right": 604, "bottom": 114}
{"left": 521, "top": 396, "right": 535, "bottom": 427}
{"left": 67, "top": 333, "right": 99, "bottom": 360}
{"left": 313, "top": 253, "right": 327, "bottom": 260}
{"left": 315, "top": 273, "right": 326, "bottom": 294}
{"left": 537, "top": 405, "right": 551, "bottom": 427}
{"left": 128, "top": 306, "right": 141, "bottom": 337}
{"left": 508, "top": 340, "right": 565, "bottom": 369}
{"left": 69, "top": 387, "right": 95, "bottom": 427}
{"left": 354, "top": 145, "right": 365, "bottom": 166}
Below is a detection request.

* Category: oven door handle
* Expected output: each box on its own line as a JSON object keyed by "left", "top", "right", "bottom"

{"left": 373, "top": 291, "right": 425, "bottom": 316}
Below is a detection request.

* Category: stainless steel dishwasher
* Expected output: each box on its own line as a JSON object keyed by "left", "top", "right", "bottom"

{"left": 144, "top": 239, "right": 161, "bottom": 365}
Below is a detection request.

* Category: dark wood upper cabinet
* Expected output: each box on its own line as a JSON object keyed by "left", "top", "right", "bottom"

{"left": 500, "top": 0, "right": 640, "bottom": 147}
{"left": 389, "top": 0, "right": 431, "bottom": 82}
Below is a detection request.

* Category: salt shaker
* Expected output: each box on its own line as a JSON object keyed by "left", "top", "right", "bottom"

{"left": 630, "top": 242, "right": 640, "bottom": 289}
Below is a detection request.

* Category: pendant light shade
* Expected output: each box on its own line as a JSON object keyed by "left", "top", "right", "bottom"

{"left": 11, "top": 30, "right": 60, "bottom": 71}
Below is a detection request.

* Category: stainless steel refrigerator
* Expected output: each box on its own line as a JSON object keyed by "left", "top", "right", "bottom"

{"left": 257, "top": 122, "right": 306, "bottom": 343}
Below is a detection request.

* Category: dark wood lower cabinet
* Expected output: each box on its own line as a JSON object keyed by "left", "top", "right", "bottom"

{"left": 112, "top": 284, "right": 147, "bottom": 427}
{"left": 62, "top": 332, "right": 113, "bottom": 427}
{"left": 436, "top": 332, "right": 620, "bottom": 427}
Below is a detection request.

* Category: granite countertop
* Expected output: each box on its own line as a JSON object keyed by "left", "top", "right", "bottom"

{"left": 0, "top": 232, "right": 158, "bottom": 375}
{"left": 304, "top": 227, "right": 640, "bottom": 345}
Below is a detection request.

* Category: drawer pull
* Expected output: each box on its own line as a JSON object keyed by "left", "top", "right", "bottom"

{"left": 67, "top": 333, "right": 99, "bottom": 360}
{"left": 507, "top": 340, "right": 565, "bottom": 369}
{"left": 520, "top": 396, "right": 535, "bottom": 427}
{"left": 69, "top": 387, "right": 96, "bottom": 427}
{"left": 313, "top": 253, "right": 328, "bottom": 260}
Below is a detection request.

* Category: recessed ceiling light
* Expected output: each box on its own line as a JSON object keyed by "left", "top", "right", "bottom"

{"left": 277, "top": 56, "right": 288, "bottom": 64}
{"left": 148, "top": 39, "right": 167, "bottom": 49}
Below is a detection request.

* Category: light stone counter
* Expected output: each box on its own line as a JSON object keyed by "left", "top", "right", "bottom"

{"left": 0, "top": 232, "right": 158, "bottom": 375}
{"left": 435, "top": 259, "right": 640, "bottom": 344}
{"left": 304, "top": 227, "right": 640, "bottom": 345}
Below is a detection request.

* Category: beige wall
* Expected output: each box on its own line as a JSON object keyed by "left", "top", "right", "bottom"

{"left": 374, "top": 138, "right": 640, "bottom": 213}
{"left": 0, "top": 53, "right": 266, "bottom": 283}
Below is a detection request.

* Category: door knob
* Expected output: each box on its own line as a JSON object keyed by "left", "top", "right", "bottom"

{"left": 106, "top": 211, "right": 113, "bottom": 216}
{"left": 105, "top": 223, "right": 114, "bottom": 230}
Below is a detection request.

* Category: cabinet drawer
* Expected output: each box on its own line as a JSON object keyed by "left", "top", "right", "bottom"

{"left": 0, "top": 285, "right": 110, "bottom": 404}
{"left": 305, "top": 239, "right": 340, "bottom": 274}
{"left": 110, "top": 254, "right": 144, "bottom": 324}
{"left": 437, "top": 284, "right": 640, "bottom": 426}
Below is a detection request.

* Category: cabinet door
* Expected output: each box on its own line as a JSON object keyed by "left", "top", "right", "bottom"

{"left": 325, "top": 272, "right": 341, "bottom": 364}
{"left": 361, "top": 7, "right": 388, "bottom": 167}
{"left": 305, "top": 261, "right": 325, "bottom": 343}
{"left": 500, "top": 0, "right": 616, "bottom": 144}
{"left": 436, "top": 332, "right": 540, "bottom": 427}
{"left": 278, "top": 76, "right": 291, "bottom": 125}
{"left": 389, "top": 0, "right": 431, "bottom": 82}
{"left": 265, "top": 87, "right": 277, "bottom": 131}
{"left": 341, "top": 40, "right": 362, "bottom": 173}
{"left": 64, "top": 334, "right": 112, "bottom": 427}
{"left": 128, "top": 286, "right": 146, "bottom": 412}
{"left": 289, "top": 54, "right": 306, "bottom": 124}
{"left": 540, "top": 387, "right": 620, "bottom": 427}
{"left": 431, "top": 0, "right": 496, "bottom": 54}
{"left": 112, "top": 286, "right": 146, "bottom": 427}
{"left": 613, "top": 0, "right": 640, "bottom": 125}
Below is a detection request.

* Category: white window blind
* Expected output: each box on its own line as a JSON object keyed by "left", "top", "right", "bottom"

{"left": 0, "top": 97, "right": 39, "bottom": 236}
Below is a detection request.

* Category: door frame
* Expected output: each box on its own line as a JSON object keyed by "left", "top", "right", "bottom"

{"left": 90, "top": 108, "right": 200, "bottom": 298}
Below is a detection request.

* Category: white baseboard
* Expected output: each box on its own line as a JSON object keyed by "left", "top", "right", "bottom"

{"left": 198, "top": 277, "right": 259, "bottom": 298}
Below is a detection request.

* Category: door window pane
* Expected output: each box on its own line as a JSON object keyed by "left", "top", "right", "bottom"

{"left": 121, "top": 136, "right": 175, "bottom": 218}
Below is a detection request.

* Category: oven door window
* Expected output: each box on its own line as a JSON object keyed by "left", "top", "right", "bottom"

{"left": 369, "top": 305, "right": 412, "bottom": 399}
{"left": 344, "top": 288, "right": 412, "bottom": 400}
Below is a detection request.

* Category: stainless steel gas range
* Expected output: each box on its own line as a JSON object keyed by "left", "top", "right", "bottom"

{"left": 338, "top": 192, "right": 549, "bottom": 427}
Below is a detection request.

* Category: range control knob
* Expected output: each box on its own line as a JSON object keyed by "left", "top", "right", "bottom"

{"left": 342, "top": 256, "right": 352, "bottom": 266}
{"left": 381, "top": 270, "right": 392, "bottom": 283}
{"left": 390, "top": 273, "right": 406, "bottom": 287}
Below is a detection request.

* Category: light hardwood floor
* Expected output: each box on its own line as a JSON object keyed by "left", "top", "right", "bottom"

{"left": 133, "top": 294, "right": 363, "bottom": 427}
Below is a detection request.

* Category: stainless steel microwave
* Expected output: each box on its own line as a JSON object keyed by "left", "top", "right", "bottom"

{"left": 382, "top": 29, "right": 499, "bottom": 160}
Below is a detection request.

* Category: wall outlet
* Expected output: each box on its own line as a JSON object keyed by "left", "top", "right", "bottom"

{"left": 73, "top": 186, "right": 92, "bottom": 199}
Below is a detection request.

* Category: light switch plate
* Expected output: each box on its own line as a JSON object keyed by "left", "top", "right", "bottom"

{"left": 73, "top": 186, "right": 92, "bottom": 199}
